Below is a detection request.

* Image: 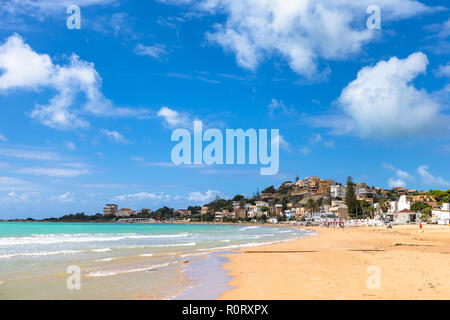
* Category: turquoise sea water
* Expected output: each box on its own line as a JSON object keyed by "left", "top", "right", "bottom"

{"left": 0, "top": 222, "right": 314, "bottom": 299}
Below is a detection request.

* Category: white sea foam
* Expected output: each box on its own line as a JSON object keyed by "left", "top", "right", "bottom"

{"left": 239, "top": 241, "right": 278, "bottom": 248}
{"left": 197, "top": 244, "right": 240, "bottom": 251}
{"left": 117, "top": 242, "right": 197, "bottom": 250}
{"left": 180, "top": 252, "right": 210, "bottom": 258}
{"left": 196, "top": 240, "right": 284, "bottom": 252}
{"left": 239, "top": 226, "right": 259, "bottom": 231}
{"left": 151, "top": 242, "right": 196, "bottom": 248}
{"left": 0, "top": 233, "right": 191, "bottom": 246}
{"left": 95, "top": 257, "right": 115, "bottom": 262}
{"left": 0, "top": 250, "right": 83, "bottom": 259}
{"left": 87, "top": 261, "right": 179, "bottom": 278}
{"left": 87, "top": 270, "right": 118, "bottom": 277}
{"left": 91, "top": 248, "right": 112, "bottom": 253}
{"left": 250, "top": 233, "right": 275, "bottom": 238}
{"left": 0, "top": 247, "right": 113, "bottom": 259}
{"left": 139, "top": 253, "right": 154, "bottom": 257}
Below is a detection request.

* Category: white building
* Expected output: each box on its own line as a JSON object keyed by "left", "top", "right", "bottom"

{"left": 214, "top": 212, "right": 223, "bottom": 221}
{"left": 255, "top": 201, "right": 269, "bottom": 207}
{"left": 295, "top": 179, "right": 307, "bottom": 188}
{"left": 116, "top": 208, "right": 134, "bottom": 217}
{"left": 247, "top": 205, "right": 262, "bottom": 218}
{"left": 398, "top": 195, "right": 412, "bottom": 211}
{"left": 432, "top": 203, "right": 450, "bottom": 225}
{"left": 268, "top": 218, "right": 278, "bottom": 224}
{"left": 388, "top": 196, "right": 411, "bottom": 214}
{"left": 330, "top": 185, "right": 346, "bottom": 198}
{"left": 356, "top": 187, "right": 368, "bottom": 195}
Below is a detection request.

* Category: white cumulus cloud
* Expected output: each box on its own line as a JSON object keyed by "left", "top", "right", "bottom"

{"left": 51, "top": 192, "right": 74, "bottom": 203}
{"left": 101, "top": 129, "right": 130, "bottom": 144}
{"left": 435, "top": 62, "right": 450, "bottom": 77}
{"left": 417, "top": 165, "right": 449, "bottom": 187}
{"left": 314, "top": 52, "right": 449, "bottom": 139}
{"left": 278, "top": 135, "right": 291, "bottom": 152}
{"left": 157, "top": 106, "right": 192, "bottom": 128}
{"left": 160, "top": 0, "right": 436, "bottom": 78}
{"left": 134, "top": 43, "right": 168, "bottom": 59}
{"left": 188, "top": 190, "right": 223, "bottom": 203}
{"left": 383, "top": 163, "right": 413, "bottom": 188}
{"left": 0, "top": 34, "right": 148, "bottom": 130}
{"left": 383, "top": 163, "right": 449, "bottom": 188}
{"left": 388, "top": 177, "right": 408, "bottom": 188}
{"left": 0, "top": 191, "right": 40, "bottom": 202}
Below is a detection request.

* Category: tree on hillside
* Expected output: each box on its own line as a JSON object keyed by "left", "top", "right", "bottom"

{"left": 306, "top": 198, "right": 318, "bottom": 216}
{"left": 427, "top": 189, "right": 450, "bottom": 204}
{"left": 278, "top": 182, "right": 293, "bottom": 195}
{"left": 420, "top": 207, "right": 432, "bottom": 222}
{"left": 153, "top": 206, "right": 174, "bottom": 220}
{"left": 187, "top": 206, "right": 201, "bottom": 215}
{"left": 377, "top": 198, "right": 390, "bottom": 218}
{"left": 232, "top": 194, "right": 245, "bottom": 201}
{"left": 253, "top": 188, "right": 260, "bottom": 199}
{"left": 282, "top": 198, "right": 288, "bottom": 211}
{"left": 345, "top": 176, "right": 358, "bottom": 218}
{"left": 207, "top": 199, "right": 230, "bottom": 212}
{"left": 411, "top": 201, "right": 431, "bottom": 213}
{"left": 367, "top": 205, "right": 376, "bottom": 219}
{"left": 359, "top": 200, "right": 371, "bottom": 218}
{"left": 262, "top": 186, "right": 276, "bottom": 194}
{"left": 201, "top": 213, "right": 215, "bottom": 222}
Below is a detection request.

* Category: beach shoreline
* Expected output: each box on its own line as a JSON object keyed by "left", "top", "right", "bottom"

{"left": 0, "top": 221, "right": 310, "bottom": 299}
{"left": 218, "top": 224, "right": 450, "bottom": 300}
{"left": 168, "top": 226, "right": 316, "bottom": 300}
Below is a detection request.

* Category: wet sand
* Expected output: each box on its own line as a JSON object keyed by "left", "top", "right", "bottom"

{"left": 219, "top": 224, "right": 450, "bottom": 300}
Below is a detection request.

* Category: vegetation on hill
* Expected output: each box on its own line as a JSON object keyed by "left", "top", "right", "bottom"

{"left": 262, "top": 186, "right": 276, "bottom": 194}
{"left": 426, "top": 190, "right": 450, "bottom": 204}
{"left": 43, "top": 213, "right": 115, "bottom": 222}
{"left": 411, "top": 201, "right": 432, "bottom": 213}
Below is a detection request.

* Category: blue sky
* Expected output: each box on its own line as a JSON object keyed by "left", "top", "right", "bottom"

{"left": 0, "top": 0, "right": 449, "bottom": 218}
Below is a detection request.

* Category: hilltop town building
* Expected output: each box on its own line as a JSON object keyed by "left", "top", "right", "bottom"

{"left": 432, "top": 203, "right": 450, "bottom": 225}
{"left": 103, "top": 204, "right": 118, "bottom": 216}
{"left": 318, "top": 180, "right": 334, "bottom": 195}
{"left": 201, "top": 206, "right": 211, "bottom": 215}
{"left": 330, "top": 185, "right": 346, "bottom": 198}
{"left": 176, "top": 209, "right": 191, "bottom": 217}
{"left": 117, "top": 208, "right": 134, "bottom": 217}
{"left": 234, "top": 208, "right": 247, "bottom": 220}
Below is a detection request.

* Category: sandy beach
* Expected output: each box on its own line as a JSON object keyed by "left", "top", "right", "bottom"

{"left": 219, "top": 224, "right": 450, "bottom": 300}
